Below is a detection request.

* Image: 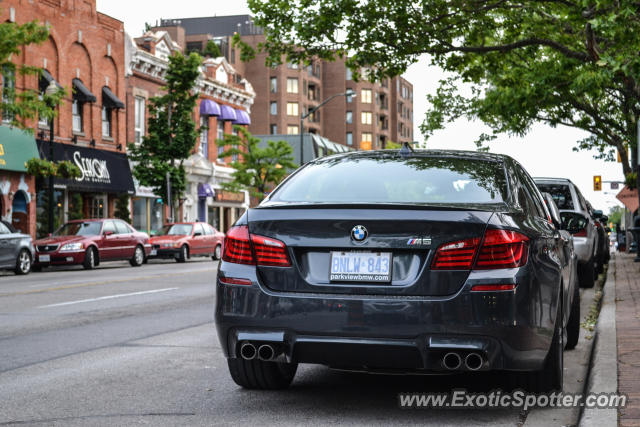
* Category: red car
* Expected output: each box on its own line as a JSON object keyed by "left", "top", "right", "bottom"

{"left": 148, "top": 222, "right": 224, "bottom": 262}
{"left": 33, "top": 218, "right": 152, "bottom": 270}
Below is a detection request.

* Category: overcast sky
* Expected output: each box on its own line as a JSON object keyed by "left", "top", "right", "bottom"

{"left": 97, "top": 0, "right": 626, "bottom": 212}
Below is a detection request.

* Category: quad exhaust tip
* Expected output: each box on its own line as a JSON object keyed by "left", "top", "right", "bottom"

{"left": 240, "top": 342, "right": 257, "bottom": 360}
{"left": 465, "top": 352, "right": 483, "bottom": 371}
{"left": 442, "top": 352, "right": 462, "bottom": 370}
{"left": 258, "top": 344, "right": 275, "bottom": 361}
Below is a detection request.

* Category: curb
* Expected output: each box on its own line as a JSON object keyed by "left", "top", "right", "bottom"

{"left": 579, "top": 253, "right": 618, "bottom": 427}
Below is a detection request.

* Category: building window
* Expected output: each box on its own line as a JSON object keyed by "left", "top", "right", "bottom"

{"left": 361, "top": 111, "right": 372, "bottom": 125}
{"left": 200, "top": 116, "right": 209, "bottom": 158}
{"left": 270, "top": 77, "right": 277, "bottom": 93}
{"left": 270, "top": 101, "right": 277, "bottom": 115}
{"left": 217, "top": 121, "right": 225, "bottom": 159}
{"left": 270, "top": 124, "right": 277, "bottom": 134}
{"left": 1, "top": 66, "right": 15, "bottom": 124}
{"left": 101, "top": 106, "right": 112, "bottom": 137}
{"left": 361, "top": 89, "right": 372, "bottom": 104}
{"left": 346, "top": 68, "right": 352, "bottom": 81}
{"left": 286, "top": 102, "right": 299, "bottom": 116}
{"left": 72, "top": 99, "right": 83, "bottom": 132}
{"left": 286, "top": 78, "right": 299, "bottom": 94}
{"left": 346, "top": 89, "right": 354, "bottom": 103}
{"left": 346, "top": 132, "right": 353, "bottom": 146}
{"left": 361, "top": 132, "right": 372, "bottom": 150}
{"left": 346, "top": 111, "right": 352, "bottom": 124}
{"left": 38, "top": 74, "right": 50, "bottom": 128}
{"left": 287, "top": 125, "right": 299, "bottom": 135}
{"left": 134, "top": 96, "right": 145, "bottom": 144}
{"left": 287, "top": 61, "right": 298, "bottom": 69}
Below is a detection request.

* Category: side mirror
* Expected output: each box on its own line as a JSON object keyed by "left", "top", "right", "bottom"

{"left": 103, "top": 230, "right": 115, "bottom": 236}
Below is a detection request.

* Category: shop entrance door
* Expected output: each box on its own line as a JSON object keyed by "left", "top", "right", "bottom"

{"left": 11, "top": 190, "right": 28, "bottom": 234}
{"left": 89, "top": 195, "right": 107, "bottom": 219}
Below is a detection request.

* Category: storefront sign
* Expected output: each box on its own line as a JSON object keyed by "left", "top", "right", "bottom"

{"left": 215, "top": 190, "right": 245, "bottom": 203}
{"left": 37, "top": 140, "right": 135, "bottom": 194}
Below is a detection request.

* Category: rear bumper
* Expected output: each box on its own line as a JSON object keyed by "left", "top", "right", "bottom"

{"left": 573, "top": 236, "right": 594, "bottom": 263}
{"left": 215, "top": 263, "right": 559, "bottom": 373}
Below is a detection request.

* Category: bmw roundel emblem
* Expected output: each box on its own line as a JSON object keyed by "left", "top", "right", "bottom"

{"left": 351, "top": 225, "right": 368, "bottom": 242}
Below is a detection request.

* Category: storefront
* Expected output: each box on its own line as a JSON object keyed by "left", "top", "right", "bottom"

{"left": 131, "top": 182, "right": 165, "bottom": 235}
{"left": 35, "top": 140, "right": 135, "bottom": 237}
{"left": 0, "top": 126, "right": 39, "bottom": 237}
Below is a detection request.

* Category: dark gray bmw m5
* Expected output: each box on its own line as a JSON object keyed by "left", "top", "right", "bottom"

{"left": 215, "top": 149, "right": 579, "bottom": 393}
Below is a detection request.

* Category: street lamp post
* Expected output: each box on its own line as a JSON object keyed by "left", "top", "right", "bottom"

{"left": 299, "top": 90, "right": 355, "bottom": 165}
{"left": 45, "top": 80, "right": 59, "bottom": 234}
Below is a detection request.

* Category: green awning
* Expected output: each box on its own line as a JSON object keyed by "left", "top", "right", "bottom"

{"left": 0, "top": 125, "right": 40, "bottom": 172}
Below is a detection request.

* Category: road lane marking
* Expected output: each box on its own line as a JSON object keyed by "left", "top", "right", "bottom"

{"left": 0, "top": 269, "right": 215, "bottom": 297}
{"left": 38, "top": 288, "right": 180, "bottom": 308}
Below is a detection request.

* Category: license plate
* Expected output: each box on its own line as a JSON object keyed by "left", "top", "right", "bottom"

{"left": 329, "top": 251, "right": 392, "bottom": 282}
{"left": 39, "top": 254, "right": 50, "bottom": 262}
{"left": 150, "top": 249, "right": 157, "bottom": 256}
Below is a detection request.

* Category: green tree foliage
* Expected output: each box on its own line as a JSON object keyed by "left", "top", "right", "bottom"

{"left": 0, "top": 19, "right": 64, "bottom": 127}
{"left": 204, "top": 40, "right": 222, "bottom": 58}
{"left": 608, "top": 205, "right": 624, "bottom": 231}
{"left": 67, "top": 193, "right": 84, "bottom": 221}
{"left": 114, "top": 194, "right": 131, "bottom": 223}
{"left": 220, "top": 126, "right": 296, "bottom": 201}
{"left": 128, "top": 52, "right": 202, "bottom": 213}
{"left": 243, "top": 0, "right": 640, "bottom": 177}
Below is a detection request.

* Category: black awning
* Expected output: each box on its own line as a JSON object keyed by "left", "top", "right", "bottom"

{"left": 36, "top": 140, "right": 135, "bottom": 194}
{"left": 102, "top": 86, "right": 125, "bottom": 109}
{"left": 39, "top": 70, "right": 63, "bottom": 92}
{"left": 72, "top": 78, "right": 96, "bottom": 103}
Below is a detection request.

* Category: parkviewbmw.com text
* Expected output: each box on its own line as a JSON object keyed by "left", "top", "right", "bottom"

{"left": 398, "top": 390, "right": 627, "bottom": 411}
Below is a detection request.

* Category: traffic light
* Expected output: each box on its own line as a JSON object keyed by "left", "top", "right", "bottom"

{"left": 593, "top": 175, "right": 602, "bottom": 191}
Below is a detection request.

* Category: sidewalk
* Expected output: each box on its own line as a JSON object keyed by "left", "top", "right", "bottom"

{"left": 617, "top": 252, "right": 640, "bottom": 426}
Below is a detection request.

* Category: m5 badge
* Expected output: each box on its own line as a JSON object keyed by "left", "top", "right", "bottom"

{"left": 407, "top": 237, "right": 432, "bottom": 246}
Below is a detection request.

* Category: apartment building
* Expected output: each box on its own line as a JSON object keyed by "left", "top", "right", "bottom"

{"left": 158, "top": 15, "right": 414, "bottom": 150}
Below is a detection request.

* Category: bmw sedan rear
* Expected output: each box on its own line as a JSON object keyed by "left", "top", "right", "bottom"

{"left": 215, "top": 150, "right": 572, "bottom": 393}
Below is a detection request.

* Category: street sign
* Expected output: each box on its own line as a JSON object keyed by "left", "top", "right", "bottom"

{"left": 593, "top": 175, "right": 602, "bottom": 191}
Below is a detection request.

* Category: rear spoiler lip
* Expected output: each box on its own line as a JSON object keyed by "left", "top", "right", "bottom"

{"left": 255, "top": 202, "right": 511, "bottom": 212}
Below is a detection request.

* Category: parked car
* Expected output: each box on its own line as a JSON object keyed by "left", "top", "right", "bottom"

{"left": 0, "top": 220, "right": 34, "bottom": 275}
{"left": 534, "top": 178, "right": 598, "bottom": 288}
{"left": 216, "top": 150, "right": 580, "bottom": 392}
{"left": 589, "top": 207, "right": 610, "bottom": 272}
{"left": 33, "top": 219, "right": 151, "bottom": 270}
{"left": 149, "top": 222, "right": 224, "bottom": 262}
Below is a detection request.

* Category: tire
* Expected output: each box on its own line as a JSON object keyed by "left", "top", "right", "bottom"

{"left": 212, "top": 244, "right": 221, "bottom": 261}
{"left": 519, "top": 293, "right": 564, "bottom": 393}
{"left": 565, "top": 283, "right": 580, "bottom": 350}
{"left": 578, "top": 260, "right": 595, "bottom": 288}
{"left": 227, "top": 358, "right": 297, "bottom": 390}
{"left": 14, "top": 249, "right": 32, "bottom": 275}
{"left": 82, "top": 247, "right": 97, "bottom": 270}
{"left": 176, "top": 244, "right": 188, "bottom": 263}
{"left": 129, "top": 245, "right": 145, "bottom": 267}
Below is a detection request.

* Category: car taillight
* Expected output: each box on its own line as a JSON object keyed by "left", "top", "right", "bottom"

{"left": 432, "top": 229, "right": 529, "bottom": 270}
{"left": 471, "top": 284, "right": 516, "bottom": 292}
{"left": 222, "top": 225, "right": 291, "bottom": 267}
{"left": 222, "top": 226, "right": 255, "bottom": 265}
{"left": 475, "top": 229, "right": 528, "bottom": 269}
{"left": 431, "top": 237, "right": 480, "bottom": 270}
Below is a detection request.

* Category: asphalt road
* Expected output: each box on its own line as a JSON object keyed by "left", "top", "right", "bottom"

{"left": 0, "top": 259, "right": 592, "bottom": 426}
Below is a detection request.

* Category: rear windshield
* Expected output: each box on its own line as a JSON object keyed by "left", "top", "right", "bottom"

{"left": 270, "top": 156, "right": 508, "bottom": 205}
{"left": 536, "top": 184, "right": 574, "bottom": 210}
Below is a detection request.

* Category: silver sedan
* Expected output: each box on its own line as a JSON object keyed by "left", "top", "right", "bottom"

{"left": 0, "top": 220, "right": 34, "bottom": 275}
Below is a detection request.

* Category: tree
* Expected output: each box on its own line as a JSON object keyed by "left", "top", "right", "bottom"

{"left": 242, "top": 0, "right": 640, "bottom": 179}
{"left": 128, "top": 52, "right": 202, "bottom": 219}
{"left": 114, "top": 194, "right": 131, "bottom": 223}
{"left": 68, "top": 193, "right": 84, "bottom": 221}
{"left": 0, "top": 19, "right": 64, "bottom": 127}
{"left": 204, "top": 40, "right": 221, "bottom": 58}
{"left": 220, "top": 126, "right": 296, "bottom": 201}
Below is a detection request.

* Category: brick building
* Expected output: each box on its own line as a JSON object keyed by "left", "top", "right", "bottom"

{"left": 1, "top": 0, "right": 132, "bottom": 238}
{"left": 126, "top": 28, "right": 255, "bottom": 233}
{"left": 158, "top": 15, "right": 414, "bottom": 151}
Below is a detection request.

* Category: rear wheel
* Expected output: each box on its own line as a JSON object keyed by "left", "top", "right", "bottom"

{"left": 15, "top": 249, "right": 31, "bottom": 275}
{"left": 82, "top": 247, "right": 97, "bottom": 270}
{"left": 129, "top": 245, "right": 144, "bottom": 267}
{"left": 212, "top": 244, "right": 221, "bottom": 261}
{"left": 176, "top": 245, "right": 188, "bottom": 263}
{"left": 565, "top": 283, "right": 580, "bottom": 350}
{"left": 518, "top": 294, "right": 563, "bottom": 393}
{"left": 578, "top": 260, "right": 595, "bottom": 288}
{"left": 227, "top": 358, "right": 297, "bottom": 390}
